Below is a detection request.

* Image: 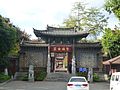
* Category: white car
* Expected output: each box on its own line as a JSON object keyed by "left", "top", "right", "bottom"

{"left": 67, "top": 76, "right": 89, "bottom": 90}
{"left": 110, "top": 72, "right": 120, "bottom": 90}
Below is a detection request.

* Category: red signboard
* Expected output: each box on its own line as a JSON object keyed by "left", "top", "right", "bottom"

{"left": 50, "top": 45, "right": 72, "bottom": 52}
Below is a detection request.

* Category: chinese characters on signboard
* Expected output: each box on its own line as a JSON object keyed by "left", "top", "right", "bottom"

{"left": 50, "top": 46, "right": 72, "bottom": 52}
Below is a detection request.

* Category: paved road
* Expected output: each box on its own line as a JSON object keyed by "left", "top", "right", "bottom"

{"left": 89, "top": 82, "right": 109, "bottom": 90}
{"left": 0, "top": 81, "right": 109, "bottom": 90}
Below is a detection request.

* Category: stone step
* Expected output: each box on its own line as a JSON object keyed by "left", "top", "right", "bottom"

{"left": 45, "top": 72, "right": 74, "bottom": 82}
{"left": 14, "top": 72, "right": 28, "bottom": 80}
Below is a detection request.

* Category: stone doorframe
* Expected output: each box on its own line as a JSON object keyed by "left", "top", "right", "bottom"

{"left": 47, "top": 45, "right": 74, "bottom": 74}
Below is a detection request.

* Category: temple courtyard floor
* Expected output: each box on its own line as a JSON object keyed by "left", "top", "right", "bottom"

{"left": 0, "top": 81, "right": 109, "bottom": 90}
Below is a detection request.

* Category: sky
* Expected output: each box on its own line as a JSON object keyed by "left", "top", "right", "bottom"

{"left": 0, "top": 0, "right": 119, "bottom": 39}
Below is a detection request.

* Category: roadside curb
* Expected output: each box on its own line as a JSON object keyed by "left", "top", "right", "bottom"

{"left": 0, "top": 79, "right": 13, "bottom": 86}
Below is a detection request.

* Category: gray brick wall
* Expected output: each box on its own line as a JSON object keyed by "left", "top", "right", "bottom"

{"left": 19, "top": 46, "right": 48, "bottom": 71}
{"left": 75, "top": 47, "right": 102, "bottom": 69}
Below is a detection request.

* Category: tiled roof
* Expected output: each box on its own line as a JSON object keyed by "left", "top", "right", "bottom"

{"left": 75, "top": 42, "right": 102, "bottom": 48}
{"left": 21, "top": 41, "right": 101, "bottom": 48}
{"left": 47, "top": 25, "right": 74, "bottom": 30}
{"left": 33, "top": 25, "right": 89, "bottom": 37}
{"left": 21, "top": 41, "right": 48, "bottom": 47}
{"left": 103, "top": 55, "right": 120, "bottom": 65}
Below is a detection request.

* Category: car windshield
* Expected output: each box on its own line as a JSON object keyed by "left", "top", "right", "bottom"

{"left": 70, "top": 78, "right": 86, "bottom": 82}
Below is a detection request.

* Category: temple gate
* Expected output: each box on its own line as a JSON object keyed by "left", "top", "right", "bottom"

{"left": 19, "top": 25, "right": 103, "bottom": 81}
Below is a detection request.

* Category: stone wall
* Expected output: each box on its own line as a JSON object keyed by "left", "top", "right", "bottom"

{"left": 19, "top": 46, "right": 48, "bottom": 72}
{"left": 75, "top": 47, "right": 103, "bottom": 71}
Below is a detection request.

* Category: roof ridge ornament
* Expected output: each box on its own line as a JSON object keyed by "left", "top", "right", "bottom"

{"left": 47, "top": 25, "right": 74, "bottom": 30}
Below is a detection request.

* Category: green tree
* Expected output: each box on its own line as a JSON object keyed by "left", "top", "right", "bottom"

{"left": 102, "top": 28, "right": 120, "bottom": 58}
{"left": 63, "top": 2, "right": 108, "bottom": 39}
{"left": 9, "top": 28, "right": 30, "bottom": 56}
{"left": 63, "top": 2, "right": 87, "bottom": 30}
{"left": 105, "top": 0, "right": 120, "bottom": 20}
{"left": 0, "top": 17, "right": 17, "bottom": 56}
{"left": 0, "top": 16, "right": 17, "bottom": 66}
{"left": 63, "top": 15, "right": 77, "bottom": 28}
{"left": 0, "top": 15, "right": 30, "bottom": 67}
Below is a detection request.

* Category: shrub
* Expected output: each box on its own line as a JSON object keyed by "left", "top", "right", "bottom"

{"left": 35, "top": 68, "right": 47, "bottom": 81}
{"left": 93, "top": 73, "right": 100, "bottom": 82}
{"left": 76, "top": 72, "right": 88, "bottom": 79}
{"left": 0, "top": 72, "right": 10, "bottom": 83}
{"left": 20, "top": 74, "right": 28, "bottom": 81}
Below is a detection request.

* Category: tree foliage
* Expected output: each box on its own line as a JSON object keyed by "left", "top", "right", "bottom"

{"left": 0, "top": 15, "right": 30, "bottom": 66}
{"left": 105, "top": 0, "right": 120, "bottom": 20}
{"left": 0, "top": 15, "right": 17, "bottom": 66}
{"left": 0, "top": 16, "right": 17, "bottom": 57}
{"left": 63, "top": 2, "right": 108, "bottom": 39}
{"left": 102, "top": 28, "right": 120, "bottom": 58}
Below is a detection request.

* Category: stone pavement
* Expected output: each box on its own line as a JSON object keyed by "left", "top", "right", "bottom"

{"left": 0, "top": 81, "right": 109, "bottom": 90}
{"left": 90, "top": 82, "right": 110, "bottom": 90}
